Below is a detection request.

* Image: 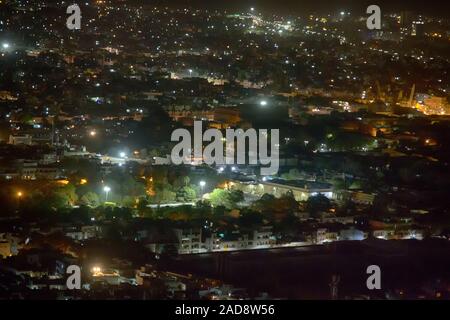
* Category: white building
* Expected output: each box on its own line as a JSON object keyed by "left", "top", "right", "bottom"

{"left": 231, "top": 178, "right": 334, "bottom": 201}
{"left": 175, "top": 227, "right": 276, "bottom": 254}
{"left": 9, "top": 134, "right": 32, "bottom": 145}
{"left": 174, "top": 228, "right": 204, "bottom": 254}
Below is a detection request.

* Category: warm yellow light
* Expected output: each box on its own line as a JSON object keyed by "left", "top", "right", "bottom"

{"left": 80, "top": 178, "right": 88, "bottom": 185}
{"left": 92, "top": 266, "right": 102, "bottom": 274}
{"left": 17, "top": 191, "right": 23, "bottom": 198}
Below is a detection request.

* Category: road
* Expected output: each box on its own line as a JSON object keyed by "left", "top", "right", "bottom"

{"left": 146, "top": 202, "right": 196, "bottom": 209}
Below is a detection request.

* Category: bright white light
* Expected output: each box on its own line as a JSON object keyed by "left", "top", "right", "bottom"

{"left": 218, "top": 167, "right": 224, "bottom": 173}
{"left": 250, "top": 7, "right": 255, "bottom": 11}
{"left": 199, "top": 181, "right": 206, "bottom": 187}
{"left": 89, "top": 130, "right": 96, "bottom": 137}
{"left": 262, "top": 177, "right": 267, "bottom": 182}
{"left": 119, "top": 152, "right": 126, "bottom": 158}
{"left": 2, "top": 43, "right": 10, "bottom": 49}
{"left": 340, "top": 11, "right": 345, "bottom": 16}
{"left": 260, "top": 100, "right": 268, "bottom": 106}
{"left": 231, "top": 166, "right": 237, "bottom": 172}
{"left": 103, "top": 186, "right": 111, "bottom": 193}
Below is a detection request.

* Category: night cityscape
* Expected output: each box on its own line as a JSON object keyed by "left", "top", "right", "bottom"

{"left": 1, "top": 0, "right": 450, "bottom": 304}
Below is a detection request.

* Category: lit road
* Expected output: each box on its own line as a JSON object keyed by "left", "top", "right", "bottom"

{"left": 146, "top": 202, "right": 195, "bottom": 209}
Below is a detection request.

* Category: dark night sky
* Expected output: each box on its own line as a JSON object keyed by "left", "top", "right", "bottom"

{"left": 126, "top": 0, "right": 450, "bottom": 18}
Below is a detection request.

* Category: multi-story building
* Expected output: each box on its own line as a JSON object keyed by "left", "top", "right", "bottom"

{"left": 175, "top": 227, "right": 276, "bottom": 254}
{"left": 8, "top": 134, "right": 32, "bottom": 146}
{"left": 174, "top": 228, "right": 204, "bottom": 254}
{"left": 231, "top": 178, "right": 334, "bottom": 201}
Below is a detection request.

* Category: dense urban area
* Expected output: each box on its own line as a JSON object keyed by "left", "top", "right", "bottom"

{"left": 0, "top": 0, "right": 450, "bottom": 300}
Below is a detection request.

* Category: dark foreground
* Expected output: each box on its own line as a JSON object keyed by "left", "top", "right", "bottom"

{"left": 165, "top": 239, "right": 450, "bottom": 299}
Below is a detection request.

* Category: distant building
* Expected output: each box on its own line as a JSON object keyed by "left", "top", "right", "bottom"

{"left": 416, "top": 95, "right": 449, "bottom": 115}
{"left": 231, "top": 178, "right": 334, "bottom": 201}
{"left": 411, "top": 20, "right": 425, "bottom": 37}
{"left": 174, "top": 228, "right": 204, "bottom": 254}
{"left": 339, "top": 228, "right": 367, "bottom": 241}
{"left": 207, "top": 227, "right": 275, "bottom": 252}
{"left": 65, "top": 226, "right": 98, "bottom": 241}
{"left": 91, "top": 268, "right": 121, "bottom": 285}
{"left": 0, "top": 241, "right": 12, "bottom": 258}
{"left": 168, "top": 107, "right": 241, "bottom": 128}
{"left": 0, "top": 90, "right": 18, "bottom": 101}
{"left": 18, "top": 161, "right": 60, "bottom": 180}
{"left": 8, "top": 134, "right": 32, "bottom": 146}
{"left": 174, "top": 226, "right": 276, "bottom": 254}
{"left": 350, "top": 191, "right": 376, "bottom": 205}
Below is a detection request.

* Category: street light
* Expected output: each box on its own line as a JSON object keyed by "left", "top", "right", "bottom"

{"left": 2, "top": 43, "right": 10, "bottom": 49}
{"left": 92, "top": 266, "right": 102, "bottom": 276}
{"left": 260, "top": 100, "right": 268, "bottom": 106}
{"left": 16, "top": 191, "right": 23, "bottom": 210}
{"left": 119, "top": 152, "right": 126, "bottom": 158}
{"left": 199, "top": 181, "right": 206, "bottom": 196}
{"left": 103, "top": 186, "right": 111, "bottom": 202}
{"left": 92, "top": 266, "right": 101, "bottom": 273}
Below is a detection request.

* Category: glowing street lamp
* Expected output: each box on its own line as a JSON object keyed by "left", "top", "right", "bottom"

{"left": 89, "top": 130, "right": 96, "bottom": 137}
{"left": 92, "top": 266, "right": 102, "bottom": 276}
{"left": 103, "top": 186, "right": 111, "bottom": 202}
{"left": 2, "top": 43, "right": 10, "bottom": 49}
{"left": 260, "top": 100, "right": 268, "bottom": 106}
{"left": 199, "top": 180, "right": 206, "bottom": 195}
{"left": 119, "top": 151, "right": 126, "bottom": 158}
{"left": 16, "top": 191, "right": 23, "bottom": 209}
